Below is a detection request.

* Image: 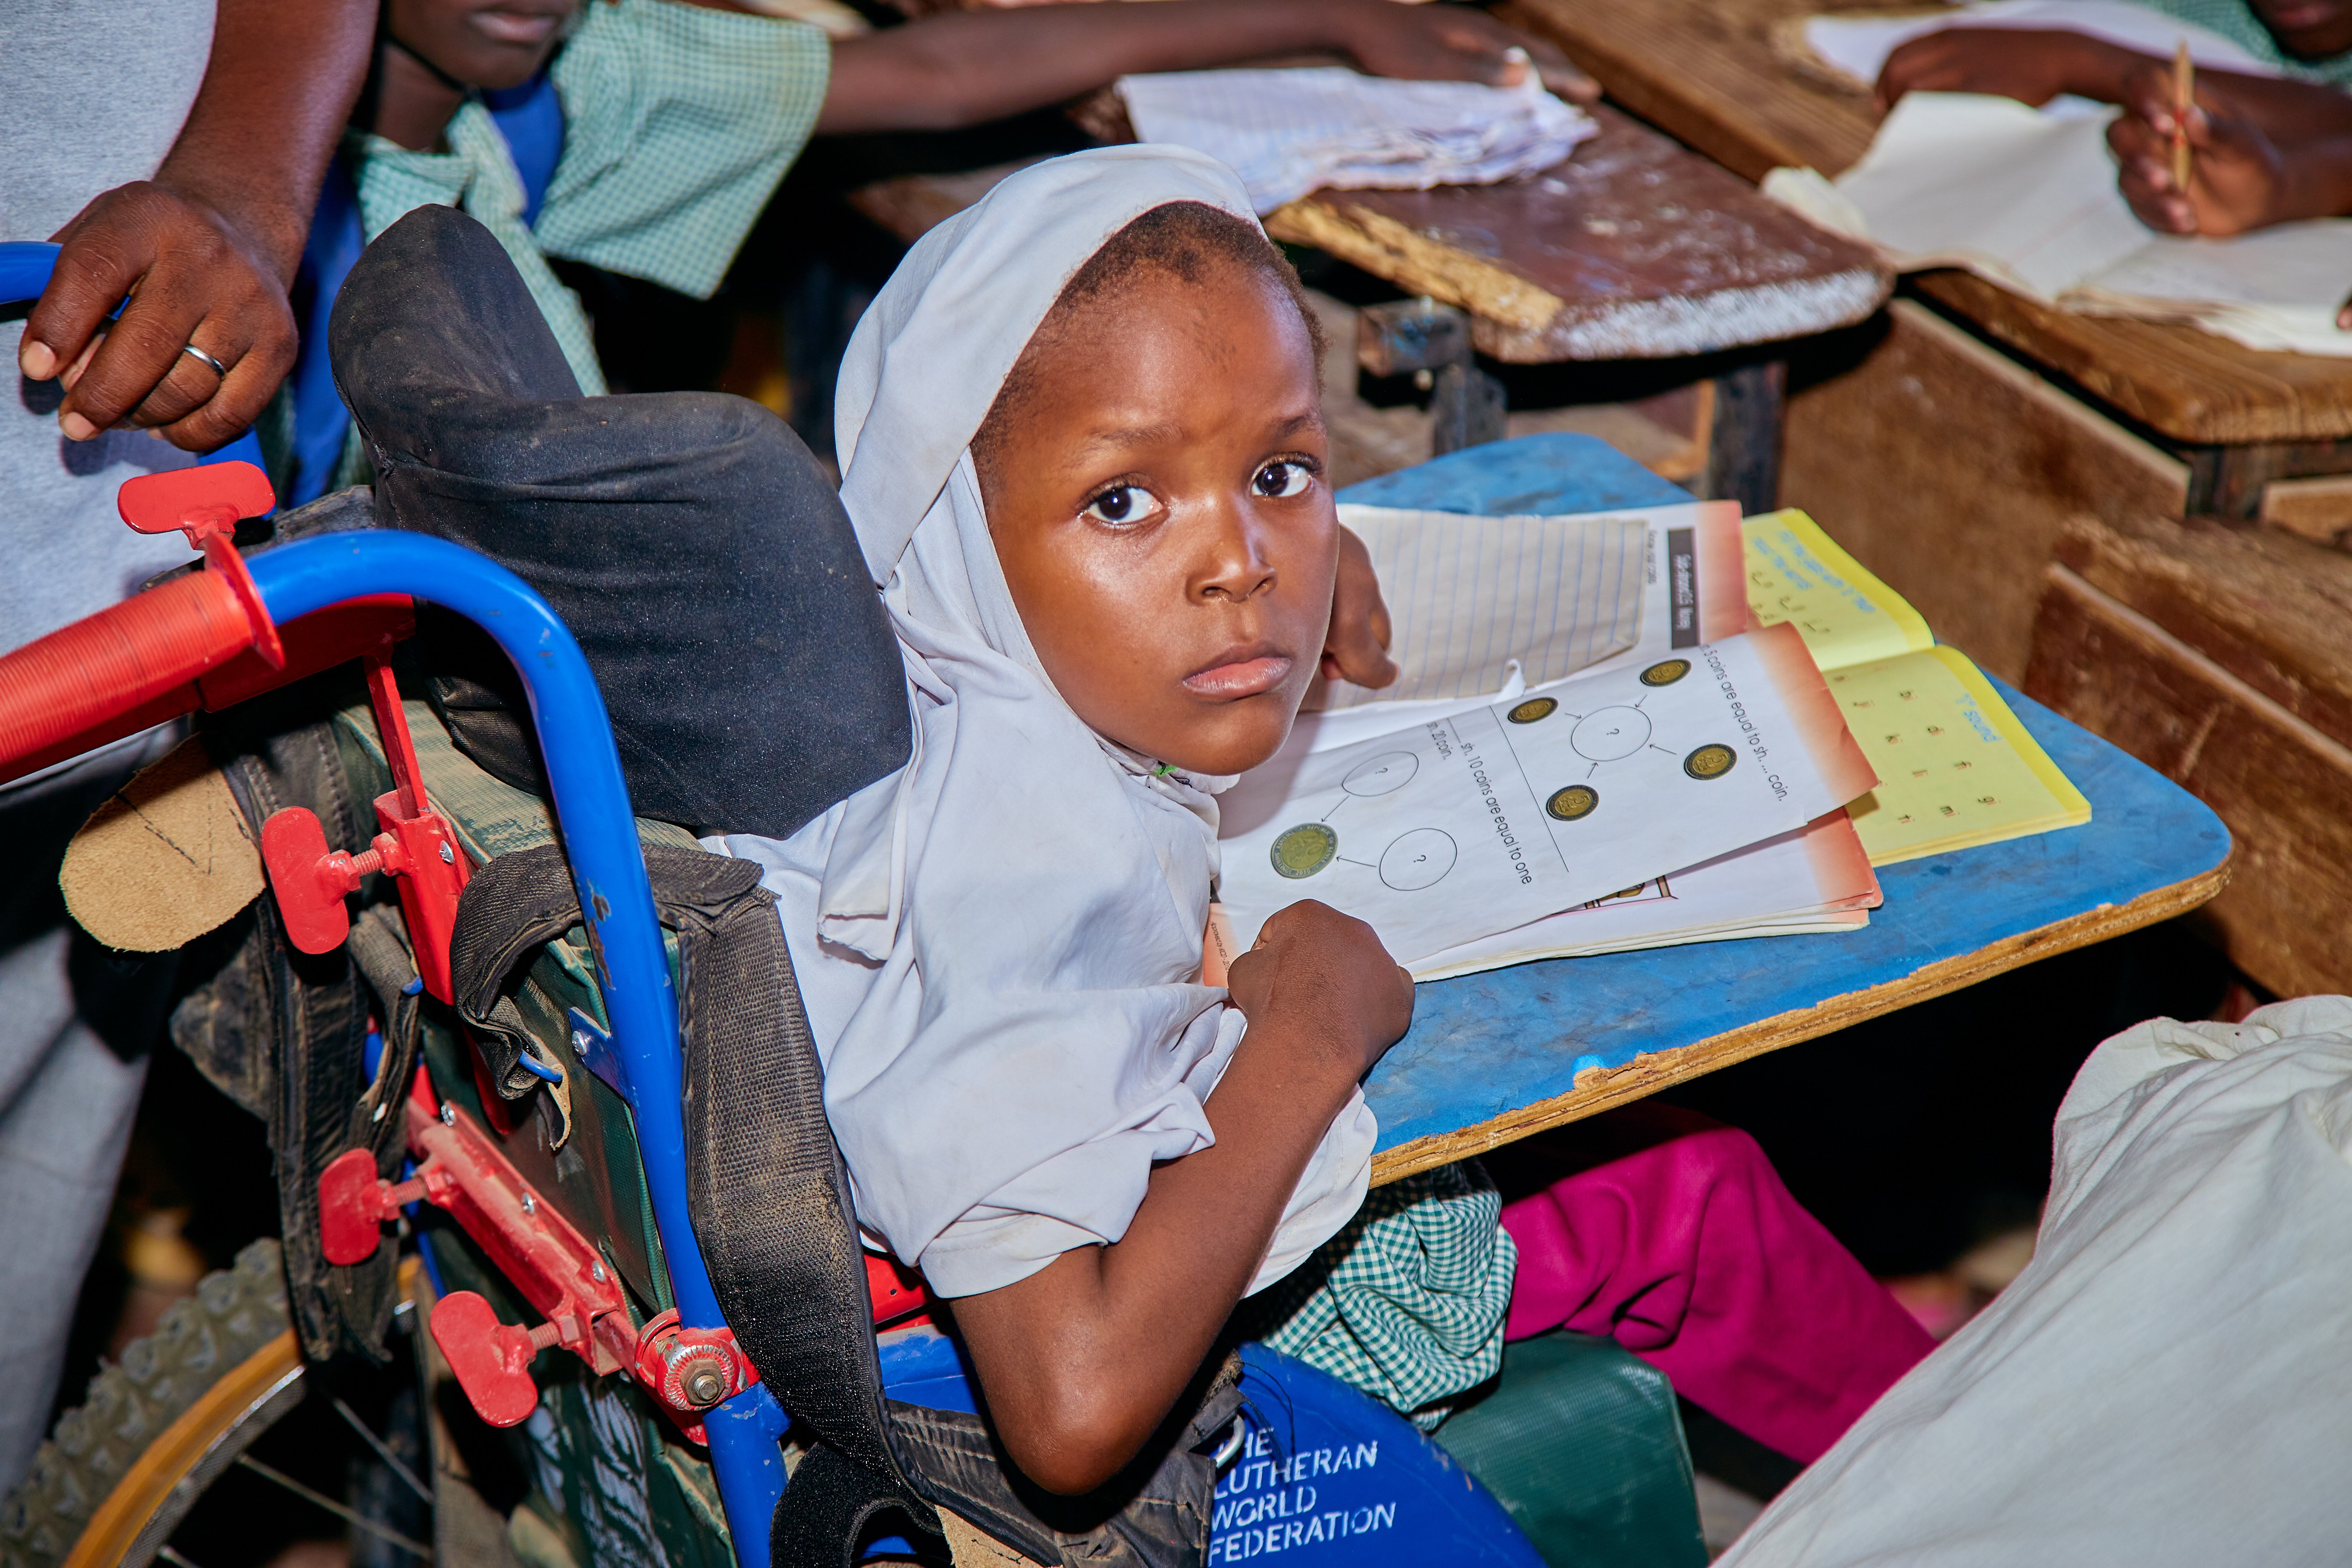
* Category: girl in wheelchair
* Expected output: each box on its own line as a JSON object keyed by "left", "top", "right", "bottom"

{"left": 710, "top": 144, "right": 1934, "bottom": 1511}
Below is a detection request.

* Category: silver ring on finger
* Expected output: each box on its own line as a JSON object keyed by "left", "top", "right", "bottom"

{"left": 178, "top": 342, "right": 228, "bottom": 379}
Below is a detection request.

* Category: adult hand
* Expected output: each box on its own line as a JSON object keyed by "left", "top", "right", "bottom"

{"left": 1224, "top": 898, "right": 1414, "bottom": 1083}
{"left": 1322, "top": 524, "right": 1400, "bottom": 688}
{"left": 2109, "top": 64, "right": 2294, "bottom": 236}
{"left": 23, "top": 182, "right": 298, "bottom": 453}
{"left": 1329, "top": 1, "right": 1599, "bottom": 104}
{"left": 1874, "top": 28, "right": 2133, "bottom": 111}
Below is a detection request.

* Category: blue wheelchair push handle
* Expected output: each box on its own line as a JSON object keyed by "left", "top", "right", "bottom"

{"left": 1, "top": 239, "right": 266, "bottom": 471}
{"left": 246, "top": 534, "right": 792, "bottom": 1560}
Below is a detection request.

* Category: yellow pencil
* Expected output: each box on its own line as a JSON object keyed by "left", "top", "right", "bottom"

{"left": 2171, "top": 40, "right": 2194, "bottom": 192}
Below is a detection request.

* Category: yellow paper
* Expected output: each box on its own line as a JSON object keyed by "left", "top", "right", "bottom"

{"left": 1829, "top": 647, "right": 2091, "bottom": 865}
{"left": 1743, "top": 508, "right": 1932, "bottom": 673}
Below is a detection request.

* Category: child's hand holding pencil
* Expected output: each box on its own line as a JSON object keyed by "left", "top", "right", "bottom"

{"left": 2107, "top": 59, "right": 2294, "bottom": 238}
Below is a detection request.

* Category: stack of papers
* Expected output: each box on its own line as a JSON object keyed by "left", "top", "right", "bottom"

{"left": 1218, "top": 503, "right": 2092, "bottom": 980}
{"left": 1771, "top": 92, "right": 2352, "bottom": 358}
{"left": 1117, "top": 67, "right": 1596, "bottom": 214}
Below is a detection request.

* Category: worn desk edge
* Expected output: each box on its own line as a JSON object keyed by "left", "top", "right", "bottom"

{"left": 1368, "top": 857, "right": 2230, "bottom": 1183}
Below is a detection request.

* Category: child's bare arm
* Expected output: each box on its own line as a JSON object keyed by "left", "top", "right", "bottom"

{"left": 818, "top": 0, "right": 1595, "bottom": 135}
{"left": 1323, "top": 526, "right": 1400, "bottom": 690}
{"left": 1873, "top": 29, "right": 2272, "bottom": 115}
{"left": 949, "top": 900, "right": 1413, "bottom": 1497}
{"left": 2109, "top": 68, "right": 2352, "bottom": 235}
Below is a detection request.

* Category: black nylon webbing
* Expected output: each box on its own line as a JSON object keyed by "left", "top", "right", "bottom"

{"left": 447, "top": 843, "right": 942, "bottom": 1557}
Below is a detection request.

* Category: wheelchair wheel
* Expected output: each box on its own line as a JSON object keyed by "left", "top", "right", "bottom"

{"left": 1, "top": 1240, "right": 300, "bottom": 1568}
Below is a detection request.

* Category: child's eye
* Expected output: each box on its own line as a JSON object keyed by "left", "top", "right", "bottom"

{"left": 1253, "top": 460, "right": 1314, "bottom": 499}
{"left": 1082, "top": 484, "right": 1158, "bottom": 525}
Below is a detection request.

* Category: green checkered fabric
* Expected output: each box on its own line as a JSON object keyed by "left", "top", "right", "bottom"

{"left": 352, "top": 103, "right": 609, "bottom": 397}
{"left": 2132, "top": 0, "right": 2352, "bottom": 85}
{"left": 537, "top": 0, "right": 830, "bottom": 300}
{"left": 333, "top": 0, "right": 828, "bottom": 489}
{"left": 1243, "top": 1162, "right": 1518, "bottom": 1431}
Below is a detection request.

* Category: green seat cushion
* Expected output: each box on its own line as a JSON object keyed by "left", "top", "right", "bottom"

{"left": 1433, "top": 1331, "right": 1706, "bottom": 1568}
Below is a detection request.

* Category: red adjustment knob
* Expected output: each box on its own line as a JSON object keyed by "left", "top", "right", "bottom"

{"left": 260, "top": 808, "right": 411, "bottom": 955}
{"left": 430, "top": 1291, "right": 559, "bottom": 1429}
{"left": 118, "top": 461, "right": 276, "bottom": 547}
{"left": 318, "top": 1148, "right": 394, "bottom": 1266}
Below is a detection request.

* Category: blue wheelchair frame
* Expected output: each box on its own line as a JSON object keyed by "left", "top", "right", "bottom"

{"left": 5, "top": 240, "right": 1541, "bottom": 1568}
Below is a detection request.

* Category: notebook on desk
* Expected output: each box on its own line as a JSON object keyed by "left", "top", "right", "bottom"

{"left": 1744, "top": 508, "right": 2092, "bottom": 864}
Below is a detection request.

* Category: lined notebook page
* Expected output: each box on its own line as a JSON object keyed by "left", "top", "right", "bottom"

{"left": 1316, "top": 506, "right": 1647, "bottom": 710}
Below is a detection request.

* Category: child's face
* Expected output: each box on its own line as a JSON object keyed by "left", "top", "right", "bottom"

{"left": 387, "top": 0, "right": 577, "bottom": 90}
{"left": 978, "top": 262, "right": 1336, "bottom": 778}
{"left": 2252, "top": 0, "right": 2352, "bottom": 57}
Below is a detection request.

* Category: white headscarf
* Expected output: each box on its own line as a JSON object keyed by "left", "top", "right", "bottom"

{"left": 714, "top": 146, "right": 1375, "bottom": 1299}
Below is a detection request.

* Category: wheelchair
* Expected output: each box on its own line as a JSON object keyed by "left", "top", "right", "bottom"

{"left": 0, "top": 215, "right": 1707, "bottom": 1568}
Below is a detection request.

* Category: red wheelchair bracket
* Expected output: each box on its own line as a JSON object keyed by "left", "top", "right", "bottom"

{"left": 429, "top": 1291, "right": 555, "bottom": 1428}
{"left": 631, "top": 1310, "right": 762, "bottom": 1444}
{"left": 257, "top": 652, "right": 469, "bottom": 998}
{"left": 866, "top": 1252, "right": 933, "bottom": 1329}
{"left": 117, "top": 459, "right": 276, "bottom": 548}
{"left": 319, "top": 1067, "right": 762, "bottom": 1440}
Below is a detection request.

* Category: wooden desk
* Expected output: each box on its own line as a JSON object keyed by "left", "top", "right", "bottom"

{"left": 848, "top": 104, "right": 1890, "bottom": 510}
{"left": 1344, "top": 435, "right": 2232, "bottom": 1183}
{"left": 1501, "top": 0, "right": 2352, "bottom": 511}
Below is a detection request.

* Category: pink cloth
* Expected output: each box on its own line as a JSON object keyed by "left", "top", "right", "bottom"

{"left": 1498, "top": 1105, "right": 1932, "bottom": 1464}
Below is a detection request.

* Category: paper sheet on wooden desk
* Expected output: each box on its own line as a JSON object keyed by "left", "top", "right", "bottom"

{"left": 1116, "top": 67, "right": 1595, "bottom": 213}
{"left": 1810, "top": 93, "right": 2352, "bottom": 357}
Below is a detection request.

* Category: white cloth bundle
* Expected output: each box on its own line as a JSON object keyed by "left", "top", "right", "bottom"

{"left": 1118, "top": 67, "right": 1596, "bottom": 214}
{"left": 1721, "top": 996, "right": 2352, "bottom": 1567}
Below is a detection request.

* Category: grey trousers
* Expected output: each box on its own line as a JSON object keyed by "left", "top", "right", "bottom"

{"left": 0, "top": 730, "right": 181, "bottom": 1491}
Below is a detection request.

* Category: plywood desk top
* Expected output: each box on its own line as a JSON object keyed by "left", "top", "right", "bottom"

{"left": 1344, "top": 435, "right": 2233, "bottom": 1183}
{"left": 1500, "top": 0, "right": 2352, "bottom": 446}
{"left": 1263, "top": 104, "right": 1890, "bottom": 361}
{"left": 848, "top": 104, "right": 1889, "bottom": 363}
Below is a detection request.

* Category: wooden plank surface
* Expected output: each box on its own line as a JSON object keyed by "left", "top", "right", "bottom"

{"left": 2024, "top": 562, "right": 2352, "bottom": 998}
{"left": 1783, "top": 300, "right": 2188, "bottom": 683}
{"left": 1263, "top": 105, "right": 1890, "bottom": 361}
{"left": 1500, "top": 0, "right": 2352, "bottom": 446}
{"left": 1344, "top": 435, "right": 2232, "bottom": 1182}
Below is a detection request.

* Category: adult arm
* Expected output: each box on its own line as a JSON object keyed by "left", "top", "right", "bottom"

{"left": 818, "top": 0, "right": 1595, "bottom": 134}
{"left": 21, "top": 0, "right": 375, "bottom": 450}
{"left": 949, "top": 900, "right": 1413, "bottom": 1497}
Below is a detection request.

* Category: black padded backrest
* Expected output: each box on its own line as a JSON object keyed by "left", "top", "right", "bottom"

{"left": 326, "top": 203, "right": 909, "bottom": 841}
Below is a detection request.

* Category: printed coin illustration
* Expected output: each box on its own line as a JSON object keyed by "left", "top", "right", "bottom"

{"left": 1379, "top": 829, "right": 1458, "bottom": 891}
{"left": 1640, "top": 658, "right": 1692, "bottom": 687}
{"left": 1683, "top": 743, "right": 1738, "bottom": 780}
{"left": 1269, "top": 823, "right": 1338, "bottom": 879}
{"left": 1342, "top": 750, "right": 1419, "bottom": 796}
{"left": 1570, "top": 705, "right": 1652, "bottom": 762}
{"left": 1507, "top": 697, "right": 1559, "bottom": 724}
{"left": 1545, "top": 784, "right": 1600, "bottom": 821}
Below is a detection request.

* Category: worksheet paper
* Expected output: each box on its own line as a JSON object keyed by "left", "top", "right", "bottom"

{"left": 1301, "top": 499, "right": 1747, "bottom": 723}
{"left": 1117, "top": 67, "right": 1596, "bottom": 213}
{"left": 1217, "top": 622, "right": 1878, "bottom": 964}
{"left": 1819, "top": 93, "right": 2352, "bottom": 357}
{"left": 1409, "top": 812, "right": 1880, "bottom": 980}
{"left": 1306, "top": 507, "right": 1645, "bottom": 711}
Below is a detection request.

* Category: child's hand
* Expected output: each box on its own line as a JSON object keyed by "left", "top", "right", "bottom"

{"left": 1874, "top": 28, "right": 2132, "bottom": 112}
{"left": 1225, "top": 899, "right": 1414, "bottom": 1083}
{"left": 2108, "top": 66, "right": 2294, "bottom": 236}
{"left": 1327, "top": 2, "right": 1600, "bottom": 106}
{"left": 1322, "top": 525, "right": 1400, "bottom": 689}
